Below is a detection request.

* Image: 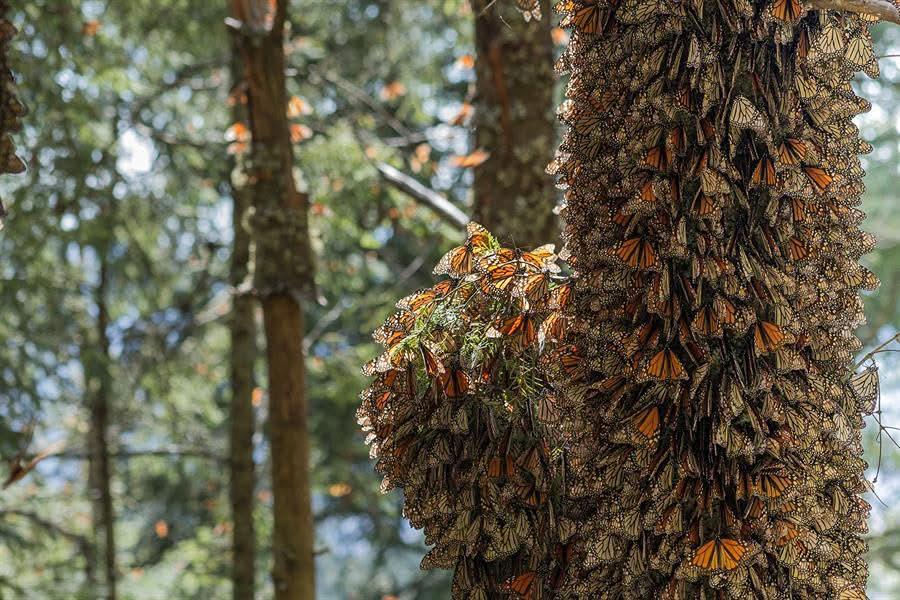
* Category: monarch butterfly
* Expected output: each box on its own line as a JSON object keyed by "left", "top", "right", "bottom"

{"left": 754, "top": 321, "right": 786, "bottom": 354}
{"left": 849, "top": 366, "right": 878, "bottom": 413}
{"left": 488, "top": 453, "right": 515, "bottom": 478}
{"left": 756, "top": 471, "right": 791, "bottom": 498}
{"left": 482, "top": 262, "right": 520, "bottom": 294}
{"left": 489, "top": 313, "right": 537, "bottom": 347}
{"left": 397, "top": 279, "right": 455, "bottom": 312}
{"left": 639, "top": 181, "right": 657, "bottom": 203}
{"left": 646, "top": 349, "right": 684, "bottom": 381}
{"left": 803, "top": 166, "right": 833, "bottom": 193}
{"left": 788, "top": 237, "right": 809, "bottom": 261}
{"left": 691, "top": 193, "right": 716, "bottom": 217}
{"left": 645, "top": 144, "right": 671, "bottom": 171}
{"left": 521, "top": 244, "right": 558, "bottom": 271}
{"left": 513, "top": 0, "right": 541, "bottom": 21}
{"left": 752, "top": 157, "right": 776, "bottom": 187}
{"left": 771, "top": 0, "right": 802, "bottom": 21}
{"left": 434, "top": 222, "right": 495, "bottom": 276}
{"left": 420, "top": 343, "right": 444, "bottom": 378}
{"left": 790, "top": 197, "right": 807, "bottom": 222}
{"left": 516, "top": 272, "right": 551, "bottom": 303}
{"left": 571, "top": 1, "right": 603, "bottom": 34}
{"left": 539, "top": 311, "right": 568, "bottom": 345}
{"left": 550, "top": 282, "right": 572, "bottom": 309}
{"left": 691, "top": 306, "right": 722, "bottom": 337}
{"left": 778, "top": 138, "right": 807, "bottom": 166}
{"left": 616, "top": 237, "right": 658, "bottom": 269}
{"left": 690, "top": 538, "right": 749, "bottom": 571}
{"left": 441, "top": 368, "right": 470, "bottom": 398}
{"left": 730, "top": 96, "right": 766, "bottom": 132}
{"left": 502, "top": 571, "right": 539, "bottom": 598}
{"left": 633, "top": 406, "right": 660, "bottom": 438}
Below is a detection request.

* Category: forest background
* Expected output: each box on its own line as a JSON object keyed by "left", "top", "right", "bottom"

{"left": 0, "top": 1, "right": 898, "bottom": 598}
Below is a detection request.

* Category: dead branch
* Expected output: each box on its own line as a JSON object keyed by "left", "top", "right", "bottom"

{"left": 809, "top": 0, "right": 900, "bottom": 24}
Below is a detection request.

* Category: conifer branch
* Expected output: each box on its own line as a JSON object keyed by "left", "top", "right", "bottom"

{"left": 809, "top": 0, "right": 900, "bottom": 24}
{"left": 374, "top": 162, "right": 469, "bottom": 230}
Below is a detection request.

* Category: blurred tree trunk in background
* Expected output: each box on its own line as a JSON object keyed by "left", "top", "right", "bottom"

{"left": 472, "top": 0, "right": 556, "bottom": 247}
{"left": 228, "top": 34, "right": 257, "bottom": 600}
{"left": 231, "top": 1, "right": 316, "bottom": 599}
{"left": 86, "top": 256, "right": 117, "bottom": 600}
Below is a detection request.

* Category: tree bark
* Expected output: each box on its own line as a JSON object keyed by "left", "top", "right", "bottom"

{"left": 87, "top": 257, "right": 117, "bottom": 600}
{"left": 230, "top": 1, "right": 315, "bottom": 599}
{"left": 472, "top": 0, "right": 556, "bottom": 247}
{"left": 228, "top": 33, "right": 257, "bottom": 600}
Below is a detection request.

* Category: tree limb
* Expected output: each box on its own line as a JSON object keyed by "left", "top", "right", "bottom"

{"left": 374, "top": 163, "right": 469, "bottom": 230}
{"left": 809, "top": 0, "right": 900, "bottom": 24}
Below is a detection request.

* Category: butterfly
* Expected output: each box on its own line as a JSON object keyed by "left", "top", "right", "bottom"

{"left": 690, "top": 538, "right": 749, "bottom": 571}
{"left": 513, "top": 0, "right": 542, "bottom": 21}
{"left": 771, "top": 0, "right": 803, "bottom": 21}
{"left": 397, "top": 279, "right": 455, "bottom": 312}
{"left": 849, "top": 366, "right": 878, "bottom": 413}
{"left": 420, "top": 343, "right": 445, "bottom": 378}
{"left": 441, "top": 368, "right": 471, "bottom": 398}
{"left": 754, "top": 321, "right": 785, "bottom": 354}
{"left": 488, "top": 313, "right": 538, "bottom": 348}
{"left": 633, "top": 406, "right": 660, "bottom": 438}
{"left": 778, "top": 138, "right": 807, "bottom": 166}
{"left": 803, "top": 166, "right": 833, "bottom": 193}
{"left": 571, "top": 1, "right": 603, "bottom": 34}
{"left": 434, "top": 222, "right": 496, "bottom": 277}
{"left": 645, "top": 349, "right": 685, "bottom": 381}
{"left": 756, "top": 471, "right": 790, "bottom": 498}
{"left": 2, "top": 440, "right": 65, "bottom": 489}
{"left": 752, "top": 156, "right": 776, "bottom": 187}
{"left": 616, "top": 237, "right": 658, "bottom": 270}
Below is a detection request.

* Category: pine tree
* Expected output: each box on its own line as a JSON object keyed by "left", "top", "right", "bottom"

{"left": 0, "top": 0, "right": 25, "bottom": 225}
{"left": 360, "top": 1, "right": 893, "bottom": 597}
{"left": 472, "top": 0, "right": 557, "bottom": 246}
{"left": 230, "top": 0, "right": 316, "bottom": 598}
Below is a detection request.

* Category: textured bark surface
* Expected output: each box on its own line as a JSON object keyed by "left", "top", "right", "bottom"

{"left": 231, "top": 1, "right": 315, "bottom": 598}
{"left": 228, "top": 38, "right": 257, "bottom": 600}
{"left": 0, "top": 0, "right": 27, "bottom": 226}
{"left": 87, "top": 258, "right": 117, "bottom": 600}
{"left": 472, "top": 0, "right": 556, "bottom": 247}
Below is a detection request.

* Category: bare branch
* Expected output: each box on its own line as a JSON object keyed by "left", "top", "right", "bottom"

{"left": 374, "top": 162, "right": 469, "bottom": 230}
{"left": 809, "top": 0, "right": 900, "bottom": 24}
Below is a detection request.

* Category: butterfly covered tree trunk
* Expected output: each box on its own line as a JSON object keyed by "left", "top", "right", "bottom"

{"left": 230, "top": 1, "right": 316, "bottom": 598}
{"left": 227, "top": 30, "right": 258, "bottom": 600}
{"left": 359, "top": 1, "right": 891, "bottom": 598}
{"left": 548, "top": 0, "right": 883, "bottom": 597}
{"left": 472, "top": 0, "right": 557, "bottom": 247}
{"left": 0, "top": 0, "right": 26, "bottom": 227}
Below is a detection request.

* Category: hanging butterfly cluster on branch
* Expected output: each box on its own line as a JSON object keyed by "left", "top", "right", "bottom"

{"left": 360, "top": 0, "right": 888, "bottom": 598}
{"left": 357, "top": 222, "right": 579, "bottom": 599}
{"left": 0, "top": 0, "right": 25, "bottom": 228}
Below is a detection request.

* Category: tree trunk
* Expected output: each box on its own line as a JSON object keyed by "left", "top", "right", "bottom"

{"left": 230, "top": 1, "right": 315, "bottom": 599}
{"left": 87, "top": 257, "right": 117, "bottom": 600}
{"left": 228, "top": 35, "right": 257, "bottom": 600}
{"left": 472, "top": 0, "right": 556, "bottom": 247}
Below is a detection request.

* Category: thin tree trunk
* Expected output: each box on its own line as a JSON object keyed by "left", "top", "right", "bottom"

{"left": 472, "top": 0, "right": 556, "bottom": 247}
{"left": 230, "top": 1, "right": 315, "bottom": 599}
{"left": 228, "top": 34, "right": 257, "bottom": 600}
{"left": 87, "top": 257, "right": 117, "bottom": 600}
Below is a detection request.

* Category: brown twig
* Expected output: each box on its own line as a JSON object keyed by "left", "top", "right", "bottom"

{"left": 374, "top": 163, "right": 469, "bottom": 230}
{"left": 809, "top": 0, "right": 900, "bottom": 24}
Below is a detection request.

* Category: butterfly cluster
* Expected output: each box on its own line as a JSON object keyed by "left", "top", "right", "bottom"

{"left": 546, "top": 0, "right": 881, "bottom": 597}
{"left": 357, "top": 223, "right": 578, "bottom": 599}
{"left": 360, "top": 1, "right": 886, "bottom": 598}
{"left": 0, "top": 0, "right": 24, "bottom": 227}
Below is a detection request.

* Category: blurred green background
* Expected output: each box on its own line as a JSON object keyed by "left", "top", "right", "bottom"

{"left": 0, "top": 1, "right": 897, "bottom": 598}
